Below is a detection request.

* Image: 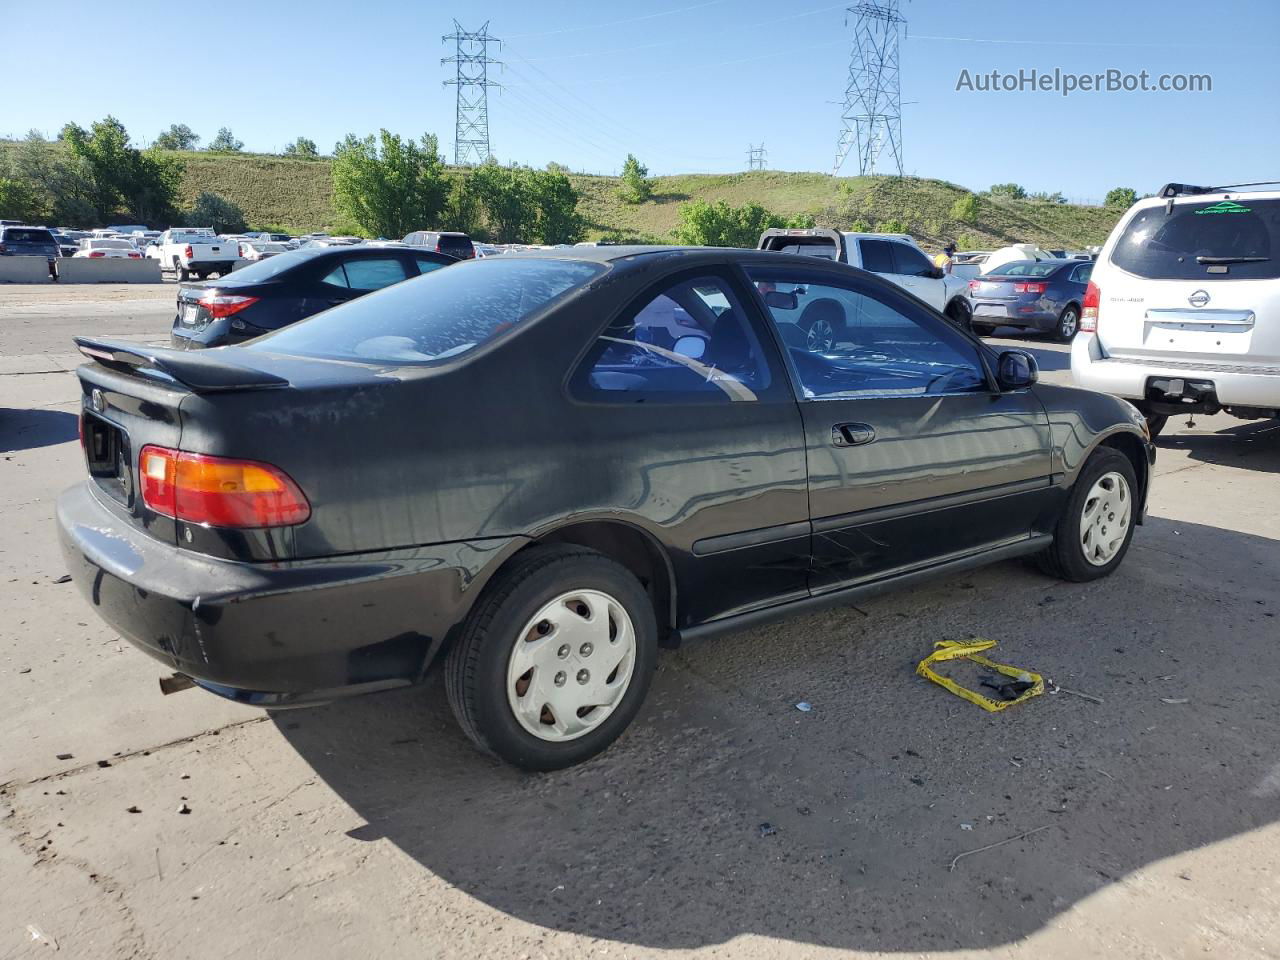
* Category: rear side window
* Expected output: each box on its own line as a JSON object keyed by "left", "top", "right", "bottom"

{"left": 415, "top": 257, "right": 448, "bottom": 275}
{"left": 1111, "top": 198, "right": 1280, "bottom": 280}
{"left": 438, "top": 236, "right": 474, "bottom": 259}
{"left": 858, "top": 239, "right": 896, "bottom": 274}
{"left": 250, "top": 258, "right": 602, "bottom": 364}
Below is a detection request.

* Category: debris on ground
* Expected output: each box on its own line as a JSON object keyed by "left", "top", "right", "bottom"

{"left": 54, "top": 753, "right": 72, "bottom": 761}
{"left": 1048, "top": 679, "right": 1105, "bottom": 704}
{"left": 19, "top": 667, "right": 31, "bottom": 674}
{"left": 177, "top": 803, "right": 191, "bottom": 815}
{"left": 795, "top": 701, "right": 812, "bottom": 713}
{"left": 758, "top": 822, "right": 776, "bottom": 838}
{"left": 916, "top": 638, "right": 1044, "bottom": 712}
{"left": 126, "top": 806, "right": 141, "bottom": 814}
{"left": 960, "top": 822, "right": 974, "bottom": 831}
{"left": 96, "top": 760, "right": 111, "bottom": 768}
{"left": 1161, "top": 697, "right": 1190, "bottom": 705}
{"left": 26, "top": 924, "right": 57, "bottom": 950}
{"left": 948, "top": 824, "right": 1053, "bottom": 872}
{"left": 52, "top": 575, "right": 72, "bottom": 584}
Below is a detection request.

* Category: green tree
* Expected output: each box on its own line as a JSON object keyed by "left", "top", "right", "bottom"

{"left": 284, "top": 137, "right": 318, "bottom": 158}
{"left": 9, "top": 132, "right": 95, "bottom": 224}
{"left": 331, "top": 130, "right": 448, "bottom": 238}
{"left": 877, "top": 218, "right": 908, "bottom": 234}
{"left": 1029, "top": 190, "right": 1066, "bottom": 204}
{"left": 443, "top": 175, "right": 484, "bottom": 236}
{"left": 185, "top": 192, "right": 247, "bottom": 233}
{"left": 468, "top": 162, "right": 536, "bottom": 243}
{"left": 672, "top": 199, "right": 793, "bottom": 247}
{"left": 208, "top": 127, "right": 244, "bottom": 153}
{"left": 1105, "top": 186, "right": 1138, "bottom": 209}
{"left": 0, "top": 176, "right": 42, "bottom": 222}
{"left": 617, "top": 153, "right": 653, "bottom": 204}
{"left": 950, "top": 193, "right": 979, "bottom": 223}
{"left": 987, "top": 182, "right": 1027, "bottom": 200}
{"left": 155, "top": 123, "right": 200, "bottom": 150}
{"left": 62, "top": 116, "right": 181, "bottom": 225}
{"left": 528, "top": 167, "right": 584, "bottom": 244}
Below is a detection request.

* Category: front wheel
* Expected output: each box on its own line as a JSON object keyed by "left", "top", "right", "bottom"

{"left": 1054, "top": 306, "right": 1080, "bottom": 342}
{"left": 1037, "top": 448, "right": 1138, "bottom": 582}
{"left": 801, "top": 316, "right": 842, "bottom": 352}
{"left": 445, "top": 546, "right": 658, "bottom": 771}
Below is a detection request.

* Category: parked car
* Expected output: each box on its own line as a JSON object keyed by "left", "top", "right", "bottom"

{"left": 402, "top": 230, "right": 476, "bottom": 260}
{"left": 53, "top": 231, "right": 85, "bottom": 258}
{"left": 60, "top": 245, "right": 1154, "bottom": 770}
{"left": 74, "top": 238, "right": 143, "bottom": 259}
{"left": 151, "top": 229, "right": 240, "bottom": 280}
{"left": 170, "top": 244, "right": 456, "bottom": 348}
{"left": 0, "top": 225, "right": 61, "bottom": 263}
{"left": 758, "top": 228, "right": 973, "bottom": 342}
{"left": 967, "top": 258, "right": 1093, "bottom": 340}
{"left": 238, "top": 240, "right": 290, "bottom": 261}
{"left": 1073, "top": 181, "right": 1280, "bottom": 437}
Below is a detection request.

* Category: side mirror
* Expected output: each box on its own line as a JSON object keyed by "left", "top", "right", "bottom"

{"left": 931, "top": 265, "right": 946, "bottom": 280}
{"left": 997, "top": 350, "right": 1038, "bottom": 390}
{"left": 673, "top": 335, "right": 707, "bottom": 360}
{"left": 763, "top": 290, "right": 798, "bottom": 310}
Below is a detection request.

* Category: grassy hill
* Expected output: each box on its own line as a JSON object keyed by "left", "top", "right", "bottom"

{"left": 4, "top": 143, "right": 1120, "bottom": 249}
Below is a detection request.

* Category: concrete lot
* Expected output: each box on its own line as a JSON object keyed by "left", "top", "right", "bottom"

{"left": 2, "top": 284, "right": 1278, "bottom": 959}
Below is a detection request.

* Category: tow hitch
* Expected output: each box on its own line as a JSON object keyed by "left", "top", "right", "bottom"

{"left": 1145, "top": 377, "right": 1220, "bottom": 416}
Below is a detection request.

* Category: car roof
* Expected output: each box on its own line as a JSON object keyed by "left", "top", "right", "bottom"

{"left": 495, "top": 244, "right": 889, "bottom": 272}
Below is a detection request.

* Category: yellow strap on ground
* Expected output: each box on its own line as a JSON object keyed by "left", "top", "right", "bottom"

{"left": 915, "top": 638, "right": 1044, "bottom": 713}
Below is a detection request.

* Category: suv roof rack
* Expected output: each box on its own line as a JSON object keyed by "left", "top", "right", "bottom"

{"left": 1158, "top": 181, "right": 1280, "bottom": 198}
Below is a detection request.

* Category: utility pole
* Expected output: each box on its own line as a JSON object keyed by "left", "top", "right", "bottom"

{"left": 833, "top": 2, "right": 905, "bottom": 177}
{"left": 746, "top": 143, "right": 767, "bottom": 171}
{"left": 442, "top": 21, "right": 502, "bottom": 166}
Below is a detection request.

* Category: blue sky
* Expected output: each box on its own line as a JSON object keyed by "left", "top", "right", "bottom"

{"left": 6, "top": 0, "right": 1278, "bottom": 201}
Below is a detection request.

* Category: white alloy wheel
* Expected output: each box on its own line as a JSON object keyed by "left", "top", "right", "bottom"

{"left": 1079, "top": 470, "right": 1131, "bottom": 566}
{"left": 505, "top": 589, "right": 637, "bottom": 742}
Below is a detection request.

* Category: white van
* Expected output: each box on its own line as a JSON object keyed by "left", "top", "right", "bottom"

{"left": 1071, "top": 182, "right": 1280, "bottom": 435}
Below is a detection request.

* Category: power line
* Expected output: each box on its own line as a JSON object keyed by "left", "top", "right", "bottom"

{"left": 505, "top": 0, "right": 735, "bottom": 40}
{"left": 442, "top": 21, "right": 502, "bottom": 166}
{"left": 746, "top": 143, "right": 767, "bottom": 171}
{"left": 833, "top": 2, "right": 905, "bottom": 177}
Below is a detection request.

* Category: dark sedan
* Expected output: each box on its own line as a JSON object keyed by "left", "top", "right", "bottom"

{"left": 171, "top": 245, "right": 456, "bottom": 348}
{"left": 968, "top": 258, "right": 1093, "bottom": 340}
{"left": 60, "top": 246, "right": 1153, "bottom": 770}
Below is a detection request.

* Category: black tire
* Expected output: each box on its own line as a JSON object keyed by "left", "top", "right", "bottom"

{"left": 174, "top": 259, "right": 189, "bottom": 282}
{"left": 1054, "top": 305, "right": 1080, "bottom": 342}
{"left": 445, "top": 545, "right": 658, "bottom": 771}
{"left": 971, "top": 322, "right": 996, "bottom": 337}
{"left": 945, "top": 299, "right": 973, "bottom": 333}
{"left": 1037, "top": 447, "right": 1138, "bottom": 582}
{"left": 1145, "top": 414, "right": 1168, "bottom": 438}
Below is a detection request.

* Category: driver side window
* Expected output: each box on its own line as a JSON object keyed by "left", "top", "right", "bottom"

{"left": 747, "top": 271, "right": 988, "bottom": 399}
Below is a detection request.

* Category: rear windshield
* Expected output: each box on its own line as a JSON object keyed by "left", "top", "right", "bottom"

{"left": 226, "top": 248, "right": 318, "bottom": 281}
{"left": 248, "top": 258, "right": 603, "bottom": 364}
{"left": 437, "top": 235, "right": 474, "bottom": 258}
{"left": 989, "top": 261, "right": 1060, "bottom": 278}
{"left": 4, "top": 228, "right": 55, "bottom": 243}
{"left": 1112, "top": 197, "right": 1280, "bottom": 280}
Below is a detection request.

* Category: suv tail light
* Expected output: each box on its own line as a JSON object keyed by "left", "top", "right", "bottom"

{"left": 0, "top": 243, "right": 7, "bottom": 254}
{"left": 197, "top": 292, "right": 260, "bottom": 318}
{"left": 1014, "top": 282, "right": 1047, "bottom": 294}
{"left": 1081, "top": 280, "right": 1100, "bottom": 332}
{"left": 139, "top": 446, "right": 310, "bottom": 528}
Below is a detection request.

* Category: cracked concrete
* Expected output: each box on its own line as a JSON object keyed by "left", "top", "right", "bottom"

{"left": 2, "top": 288, "right": 1279, "bottom": 959}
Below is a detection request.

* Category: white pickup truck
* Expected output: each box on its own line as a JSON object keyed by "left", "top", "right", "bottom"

{"left": 758, "top": 228, "right": 974, "bottom": 329}
{"left": 148, "top": 228, "right": 241, "bottom": 280}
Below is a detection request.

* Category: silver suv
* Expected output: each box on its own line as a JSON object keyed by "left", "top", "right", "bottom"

{"left": 1072, "top": 182, "right": 1280, "bottom": 435}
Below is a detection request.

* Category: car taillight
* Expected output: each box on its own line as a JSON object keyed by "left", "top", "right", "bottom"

{"left": 184, "top": 244, "right": 194, "bottom": 259}
{"left": 1081, "top": 280, "right": 1100, "bottom": 332}
{"left": 128, "top": 252, "right": 141, "bottom": 259}
{"left": 197, "top": 292, "right": 260, "bottom": 318}
{"left": 1013, "top": 282, "right": 1047, "bottom": 294}
{"left": 139, "top": 446, "right": 310, "bottom": 529}
{"left": 88, "top": 251, "right": 106, "bottom": 258}
{"left": 968, "top": 279, "right": 980, "bottom": 290}
{"left": 0, "top": 243, "right": 7, "bottom": 253}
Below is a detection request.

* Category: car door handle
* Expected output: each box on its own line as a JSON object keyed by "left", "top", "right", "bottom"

{"left": 831, "top": 422, "right": 876, "bottom": 447}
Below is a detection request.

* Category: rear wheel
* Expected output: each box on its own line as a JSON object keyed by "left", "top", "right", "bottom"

{"left": 1054, "top": 306, "right": 1080, "bottom": 342}
{"left": 173, "top": 259, "right": 189, "bottom": 282}
{"left": 945, "top": 299, "right": 973, "bottom": 333}
{"left": 445, "top": 546, "right": 658, "bottom": 771}
{"left": 1037, "top": 448, "right": 1137, "bottom": 582}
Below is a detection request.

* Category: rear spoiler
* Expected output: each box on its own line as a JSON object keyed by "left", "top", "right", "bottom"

{"left": 74, "top": 337, "right": 289, "bottom": 393}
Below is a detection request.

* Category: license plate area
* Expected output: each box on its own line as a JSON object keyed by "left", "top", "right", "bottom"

{"left": 82, "top": 412, "right": 132, "bottom": 505}
{"left": 974, "top": 303, "right": 1008, "bottom": 317}
{"left": 180, "top": 302, "right": 202, "bottom": 326}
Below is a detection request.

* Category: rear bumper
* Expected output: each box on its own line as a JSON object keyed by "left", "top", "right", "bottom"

{"left": 57, "top": 481, "right": 522, "bottom": 706}
{"left": 970, "top": 300, "right": 1057, "bottom": 330}
{"left": 1071, "top": 334, "right": 1280, "bottom": 408}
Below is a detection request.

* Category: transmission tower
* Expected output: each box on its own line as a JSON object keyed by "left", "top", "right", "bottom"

{"left": 746, "top": 143, "right": 767, "bottom": 171}
{"left": 442, "top": 21, "right": 502, "bottom": 166}
{"left": 832, "top": 2, "right": 905, "bottom": 177}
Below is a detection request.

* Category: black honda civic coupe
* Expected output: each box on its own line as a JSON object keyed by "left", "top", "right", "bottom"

{"left": 59, "top": 246, "right": 1155, "bottom": 770}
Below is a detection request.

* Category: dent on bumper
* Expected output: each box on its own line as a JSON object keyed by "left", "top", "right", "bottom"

{"left": 57, "top": 482, "right": 523, "bottom": 703}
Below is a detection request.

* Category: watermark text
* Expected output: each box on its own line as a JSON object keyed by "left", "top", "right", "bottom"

{"left": 955, "top": 68, "right": 1212, "bottom": 96}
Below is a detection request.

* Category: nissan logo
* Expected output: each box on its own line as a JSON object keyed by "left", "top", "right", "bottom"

{"left": 90, "top": 388, "right": 105, "bottom": 413}
{"left": 1188, "top": 289, "right": 1211, "bottom": 307}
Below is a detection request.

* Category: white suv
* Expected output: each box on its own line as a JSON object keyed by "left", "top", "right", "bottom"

{"left": 1072, "top": 182, "right": 1280, "bottom": 436}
